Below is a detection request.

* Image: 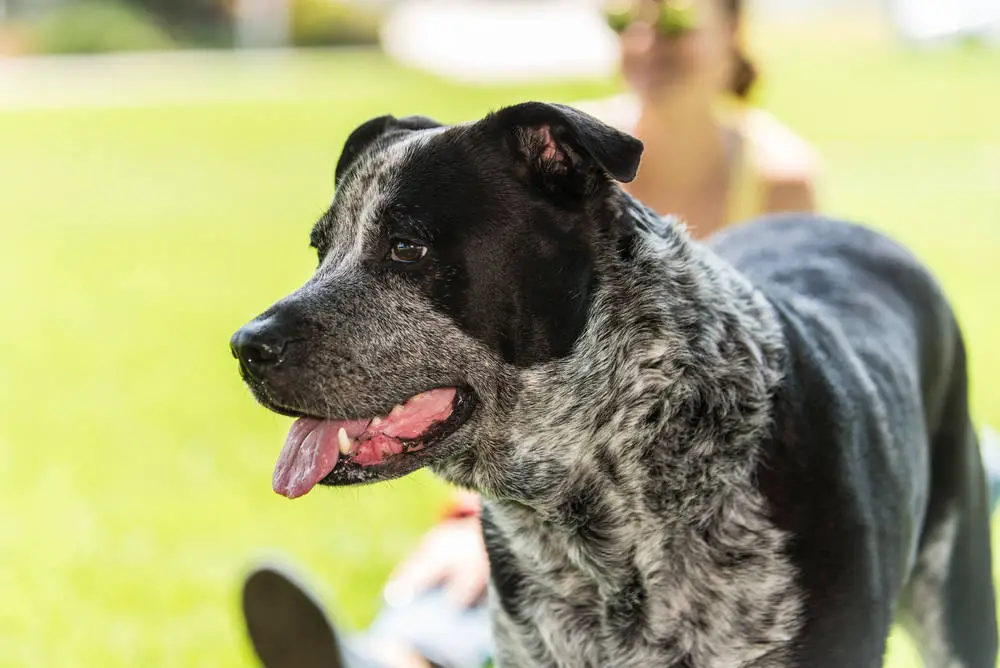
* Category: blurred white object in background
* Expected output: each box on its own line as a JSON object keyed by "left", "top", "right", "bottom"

{"left": 888, "top": 0, "right": 1000, "bottom": 45}
{"left": 380, "top": 0, "right": 619, "bottom": 84}
{"left": 234, "top": 0, "right": 291, "bottom": 49}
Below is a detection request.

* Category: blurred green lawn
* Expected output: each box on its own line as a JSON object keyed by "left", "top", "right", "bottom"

{"left": 0, "top": 21, "right": 998, "bottom": 667}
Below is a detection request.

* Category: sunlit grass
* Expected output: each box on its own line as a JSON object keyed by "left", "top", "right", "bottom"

{"left": 0, "top": 23, "right": 997, "bottom": 667}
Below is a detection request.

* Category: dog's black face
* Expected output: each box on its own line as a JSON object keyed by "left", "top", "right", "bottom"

{"left": 230, "top": 102, "right": 643, "bottom": 496}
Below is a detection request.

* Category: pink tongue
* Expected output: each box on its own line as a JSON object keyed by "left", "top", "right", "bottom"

{"left": 272, "top": 388, "right": 457, "bottom": 499}
{"left": 272, "top": 418, "right": 351, "bottom": 499}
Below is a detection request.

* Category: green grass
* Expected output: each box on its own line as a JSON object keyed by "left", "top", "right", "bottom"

{"left": 0, "top": 22, "right": 998, "bottom": 667}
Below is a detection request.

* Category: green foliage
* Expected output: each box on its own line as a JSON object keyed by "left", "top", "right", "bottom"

{"left": 291, "top": 0, "right": 383, "bottom": 47}
{"left": 129, "top": 0, "right": 229, "bottom": 30}
{"left": 28, "top": 0, "right": 176, "bottom": 54}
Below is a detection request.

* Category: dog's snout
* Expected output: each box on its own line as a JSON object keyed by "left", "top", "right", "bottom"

{"left": 230, "top": 317, "right": 289, "bottom": 381}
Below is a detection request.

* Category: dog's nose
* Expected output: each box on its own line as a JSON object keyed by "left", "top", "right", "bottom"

{"left": 230, "top": 318, "right": 288, "bottom": 380}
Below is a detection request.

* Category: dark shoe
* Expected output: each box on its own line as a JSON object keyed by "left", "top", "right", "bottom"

{"left": 241, "top": 565, "right": 346, "bottom": 668}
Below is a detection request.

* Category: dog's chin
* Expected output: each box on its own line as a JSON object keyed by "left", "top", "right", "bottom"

{"left": 240, "top": 369, "right": 312, "bottom": 420}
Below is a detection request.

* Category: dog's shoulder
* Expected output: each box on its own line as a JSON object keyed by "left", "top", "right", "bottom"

{"left": 708, "top": 214, "right": 957, "bottom": 417}
{"left": 709, "top": 215, "right": 959, "bottom": 663}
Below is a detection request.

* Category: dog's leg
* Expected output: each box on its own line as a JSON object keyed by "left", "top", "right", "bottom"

{"left": 930, "top": 425, "right": 998, "bottom": 668}
{"left": 901, "top": 347, "right": 998, "bottom": 668}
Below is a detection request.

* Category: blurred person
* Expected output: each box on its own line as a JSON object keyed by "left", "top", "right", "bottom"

{"left": 239, "top": 1, "right": 997, "bottom": 666}
{"left": 580, "top": 0, "right": 818, "bottom": 233}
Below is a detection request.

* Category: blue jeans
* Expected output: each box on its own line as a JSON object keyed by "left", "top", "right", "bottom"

{"left": 981, "top": 425, "right": 1000, "bottom": 509}
{"left": 345, "top": 588, "right": 492, "bottom": 668}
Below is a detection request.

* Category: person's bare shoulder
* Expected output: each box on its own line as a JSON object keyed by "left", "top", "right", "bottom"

{"left": 744, "top": 109, "right": 821, "bottom": 213}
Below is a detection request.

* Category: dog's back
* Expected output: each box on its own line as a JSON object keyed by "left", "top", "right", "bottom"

{"left": 710, "top": 214, "right": 998, "bottom": 667}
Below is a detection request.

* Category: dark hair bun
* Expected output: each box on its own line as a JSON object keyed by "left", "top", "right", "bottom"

{"left": 731, "top": 48, "right": 757, "bottom": 99}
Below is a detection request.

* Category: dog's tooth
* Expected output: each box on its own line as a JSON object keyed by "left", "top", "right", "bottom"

{"left": 390, "top": 405, "right": 405, "bottom": 417}
{"left": 337, "top": 427, "right": 352, "bottom": 455}
{"left": 371, "top": 417, "right": 382, "bottom": 427}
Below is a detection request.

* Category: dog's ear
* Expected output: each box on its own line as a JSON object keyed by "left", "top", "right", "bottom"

{"left": 334, "top": 114, "right": 442, "bottom": 186}
{"left": 481, "top": 101, "right": 643, "bottom": 195}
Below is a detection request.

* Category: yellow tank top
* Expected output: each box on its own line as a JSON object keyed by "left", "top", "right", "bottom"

{"left": 718, "top": 102, "right": 764, "bottom": 227}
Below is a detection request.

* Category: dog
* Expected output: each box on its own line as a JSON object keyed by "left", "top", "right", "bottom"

{"left": 230, "top": 101, "right": 998, "bottom": 667}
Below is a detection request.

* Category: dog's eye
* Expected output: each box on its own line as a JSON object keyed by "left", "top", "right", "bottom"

{"left": 390, "top": 240, "right": 428, "bottom": 264}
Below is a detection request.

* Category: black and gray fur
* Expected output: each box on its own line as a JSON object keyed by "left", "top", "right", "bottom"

{"left": 231, "top": 102, "right": 998, "bottom": 667}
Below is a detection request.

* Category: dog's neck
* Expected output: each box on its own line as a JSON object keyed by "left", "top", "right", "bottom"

{"left": 463, "top": 196, "right": 797, "bottom": 665}
{"left": 481, "top": 195, "right": 786, "bottom": 516}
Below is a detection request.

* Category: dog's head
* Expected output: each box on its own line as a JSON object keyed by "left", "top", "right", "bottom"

{"left": 230, "top": 102, "right": 644, "bottom": 497}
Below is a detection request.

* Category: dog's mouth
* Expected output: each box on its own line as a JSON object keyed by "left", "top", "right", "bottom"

{"left": 271, "top": 387, "right": 476, "bottom": 498}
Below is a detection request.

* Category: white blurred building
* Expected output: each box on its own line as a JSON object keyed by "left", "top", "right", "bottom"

{"left": 886, "top": 0, "right": 1000, "bottom": 45}
{"left": 380, "top": 0, "right": 618, "bottom": 84}
{"left": 233, "top": 0, "right": 292, "bottom": 49}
